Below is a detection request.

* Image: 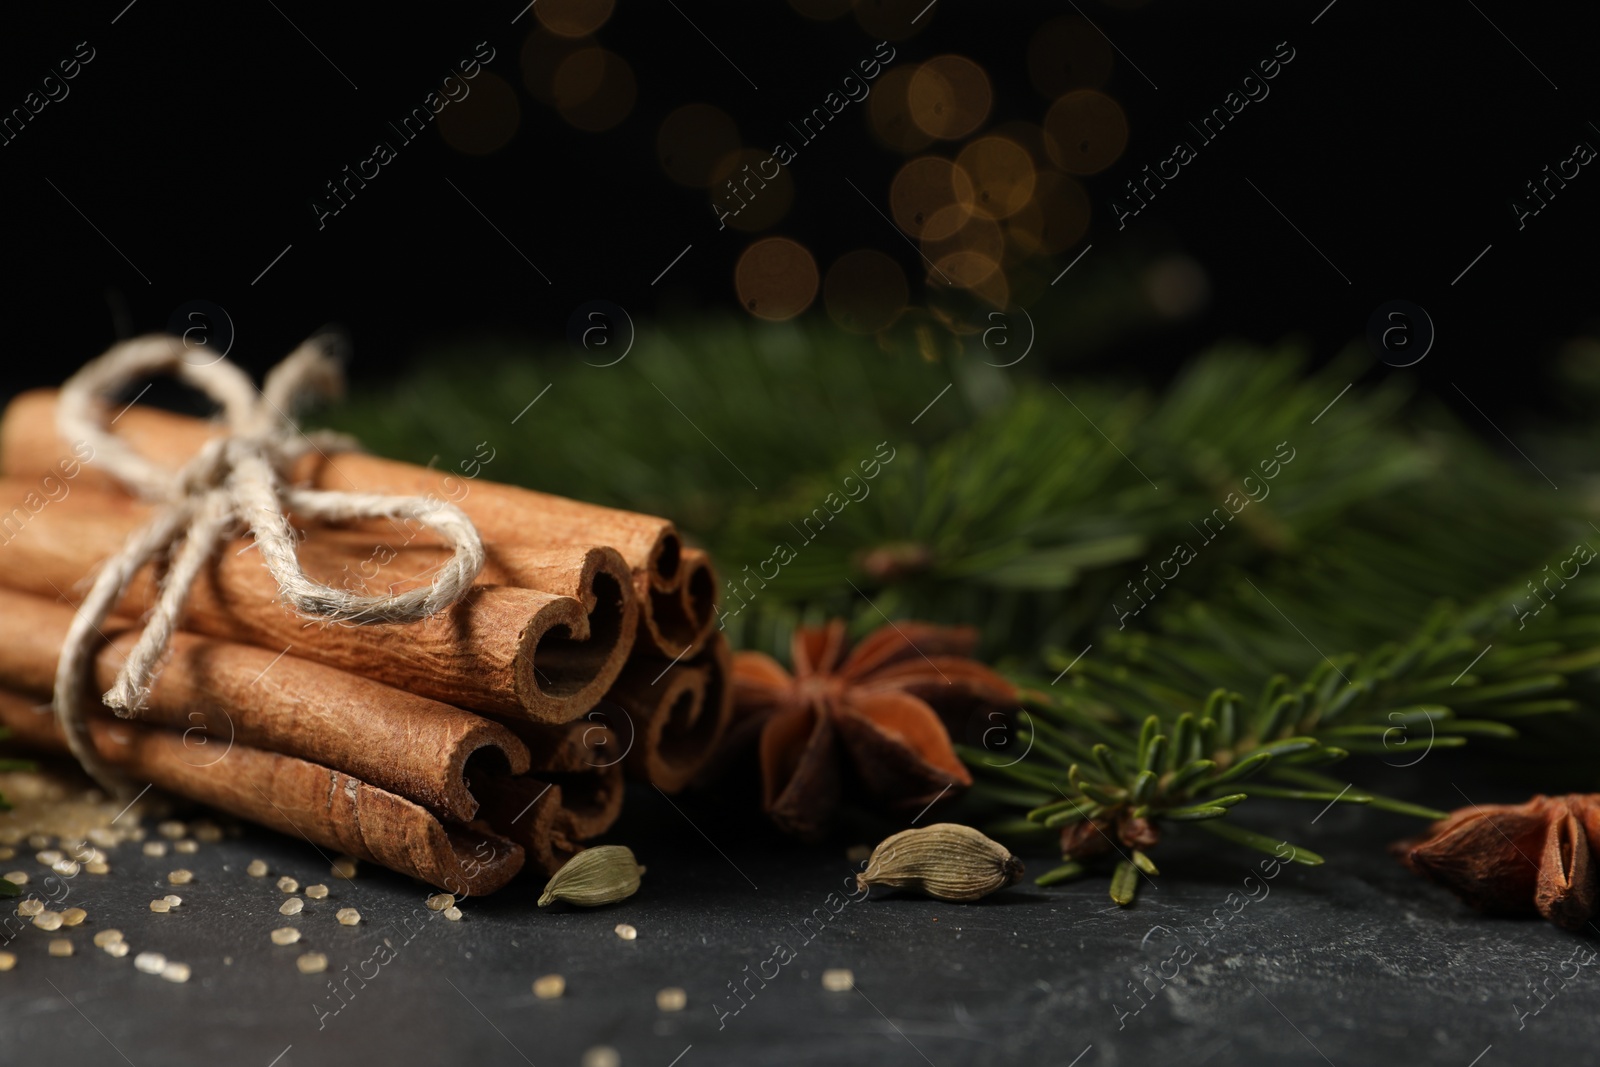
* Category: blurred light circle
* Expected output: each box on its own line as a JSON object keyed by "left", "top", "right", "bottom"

{"left": 554, "top": 48, "right": 636, "bottom": 131}
{"left": 1027, "top": 16, "right": 1114, "bottom": 98}
{"left": 536, "top": 0, "right": 616, "bottom": 38}
{"left": 854, "top": 0, "right": 933, "bottom": 40}
{"left": 923, "top": 214, "right": 1004, "bottom": 285}
{"left": 1043, "top": 90, "right": 1128, "bottom": 175}
{"left": 1004, "top": 170, "right": 1091, "bottom": 257}
{"left": 520, "top": 28, "right": 576, "bottom": 105}
{"left": 890, "top": 156, "right": 975, "bottom": 240}
{"left": 736, "top": 238, "right": 819, "bottom": 321}
{"left": 867, "top": 66, "right": 935, "bottom": 154}
{"left": 788, "top": 0, "right": 853, "bottom": 19}
{"left": 438, "top": 71, "right": 521, "bottom": 155}
{"left": 824, "top": 250, "right": 909, "bottom": 333}
{"left": 956, "top": 136, "right": 1037, "bottom": 219}
{"left": 1144, "top": 256, "right": 1210, "bottom": 318}
{"left": 708, "top": 149, "right": 795, "bottom": 231}
{"left": 909, "top": 56, "right": 991, "bottom": 140}
{"left": 658, "top": 104, "right": 741, "bottom": 188}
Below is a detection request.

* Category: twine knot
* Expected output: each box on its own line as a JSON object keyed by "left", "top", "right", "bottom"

{"left": 52, "top": 334, "right": 486, "bottom": 795}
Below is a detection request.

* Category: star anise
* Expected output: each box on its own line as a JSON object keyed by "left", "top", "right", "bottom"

{"left": 1391, "top": 794, "right": 1600, "bottom": 931}
{"left": 731, "top": 619, "right": 1015, "bottom": 838}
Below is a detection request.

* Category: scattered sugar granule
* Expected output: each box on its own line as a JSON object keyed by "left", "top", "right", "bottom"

{"left": 331, "top": 857, "right": 358, "bottom": 880}
{"left": 304, "top": 884, "right": 329, "bottom": 900}
{"left": 168, "top": 869, "right": 194, "bottom": 885}
{"left": 4, "top": 872, "right": 28, "bottom": 886}
{"left": 149, "top": 900, "right": 171, "bottom": 914}
{"left": 51, "top": 859, "right": 80, "bottom": 877}
{"left": 296, "top": 952, "right": 328, "bottom": 974}
{"left": 193, "top": 822, "right": 223, "bottom": 844}
{"left": 174, "top": 840, "right": 199, "bottom": 854}
{"left": 93, "top": 930, "right": 123, "bottom": 948}
{"left": 60, "top": 908, "right": 86, "bottom": 927}
{"left": 104, "top": 941, "right": 130, "bottom": 958}
{"left": 161, "top": 961, "right": 191, "bottom": 983}
{"left": 822, "top": 968, "right": 854, "bottom": 992}
{"left": 444, "top": 906, "right": 463, "bottom": 922}
{"left": 134, "top": 952, "right": 167, "bottom": 974}
{"left": 17, "top": 899, "right": 42, "bottom": 917}
{"left": 48, "top": 939, "right": 73, "bottom": 958}
{"left": 270, "top": 927, "right": 301, "bottom": 946}
{"left": 613, "top": 923, "right": 637, "bottom": 941}
{"left": 280, "top": 898, "right": 303, "bottom": 916}
{"left": 336, "top": 908, "right": 361, "bottom": 926}
{"left": 85, "top": 861, "right": 110, "bottom": 875}
{"left": 582, "top": 1047, "right": 621, "bottom": 1067}
{"left": 246, "top": 859, "right": 269, "bottom": 878}
{"left": 656, "top": 987, "right": 687, "bottom": 1012}
{"left": 276, "top": 876, "right": 299, "bottom": 894}
{"left": 33, "top": 911, "right": 63, "bottom": 931}
{"left": 532, "top": 974, "right": 565, "bottom": 999}
{"left": 142, "top": 842, "right": 168, "bottom": 858}
{"left": 157, "top": 820, "right": 186, "bottom": 840}
{"left": 425, "top": 893, "right": 454, "bottom": 912}
{"left": 35, "top": 849, "right": 62, "bottom": 866}
{"left": 0, "top": 951, "right": 15, "bottom": 970}
{"left": 163, "top": 895, "right": 183, "bottom": 908}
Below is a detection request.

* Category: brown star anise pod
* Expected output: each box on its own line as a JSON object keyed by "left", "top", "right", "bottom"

{"left": 731, "top": 619, "right": 1016, "bottom": 838}
{"left": 1391, "top": 794, "right": 1600, "bottom": 931}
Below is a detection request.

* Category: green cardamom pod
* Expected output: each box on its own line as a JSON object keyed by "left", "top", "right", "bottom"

{"left": 856, "top": 823, "right": 1024, "bottom": 902}
{"left": 538, "top": 845, "right": 645, "bottom": 907}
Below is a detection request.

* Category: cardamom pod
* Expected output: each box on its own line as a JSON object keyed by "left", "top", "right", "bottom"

{"left": 856, "top": 823, "right": 1024, "bottom": 902}
{"left": 538, "top": 845, "right": 645, "bottom": 907}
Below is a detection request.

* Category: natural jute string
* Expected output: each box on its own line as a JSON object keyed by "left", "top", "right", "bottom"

{"left": 52, "top": 334, "right": 486, "bottom": 795}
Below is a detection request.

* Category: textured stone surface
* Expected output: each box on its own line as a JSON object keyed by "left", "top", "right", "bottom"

{"left": 0, "top": 784, "right": 1584, "bottom": 1066}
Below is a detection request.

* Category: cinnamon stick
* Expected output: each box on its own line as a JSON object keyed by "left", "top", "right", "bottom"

{"left": 0, "top": 480, "right": 631, "bottom": 723}
{"left": 477, "top": 719, "right": 625, "bottom": 873}
{"left": 0, "top": 689, "right": 523, "bottom": 895}
{"left": 0, "top": 389, "right": 717, "bottom": 657}
{"left": 608, "top": 633, "right": 734, "bottom": 794}
{"left": 0, "top": 586, "right": 530, "bottom": 822}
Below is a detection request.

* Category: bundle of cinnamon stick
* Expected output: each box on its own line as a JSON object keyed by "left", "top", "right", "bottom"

{"left": 0, "top": 389, "right": 733, "bottom": 895}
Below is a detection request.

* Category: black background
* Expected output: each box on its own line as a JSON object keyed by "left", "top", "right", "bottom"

{"left": 1, "top": 0, "right": 1597, "bottom": 428}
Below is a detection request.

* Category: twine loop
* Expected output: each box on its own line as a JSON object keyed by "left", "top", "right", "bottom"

{"left": 52, "top": 334, "right": 485, "bottom": 795}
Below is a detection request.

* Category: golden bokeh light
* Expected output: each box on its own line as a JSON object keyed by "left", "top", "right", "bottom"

{"left": 854, "top": 0, "right": 933, "bottom": 41}
{"left": 788, "top": 0, "right": 853, "bottom": 19}
{"left": 924, "top": 211, "right": 1004, "bottom": 296}
{"left": 554, "top": 47, "right": 636, "bottom": 131}
{"left": 956, "top": 136, "right": 1036, "bottom": 219}
{"left": 1043, "top": 90, "right": 1128, "bottom": 175}
{"left": 535, "top": 0, "right": 616, "bottom": 38}
{"left": 736, "top": 238, "right": 819, "bottom": 321}
{"left": 890, "top": 156, "right": 975, "bottom": 241}
{"left": 708, "top": 149, "right": 795, "bottom": 232}
{"left": 438, "top": 71, "right": 521, "bottom": 156}
{"left": 1027, "top": 17, "right": 1114, "bottom": 98}
{"left": 867, "top": 66, "right": 935, "bottom": 154}
{"left": 909, "top": 56, "right": 991, "bottom": 140}
{"left": 520, "top": 28, "right": 577, "bottom": 105}
{"left": 1004, "top": 170, "right": 1091, "bottom": 257}
{"left": 824, "top": 250, "right": 909, "bottom": 334}
{"left": 946, "top": 257, "right": 1010, "bottom": 309}
{"left": 658, "top": 104, "right": 741, "bottom": 188}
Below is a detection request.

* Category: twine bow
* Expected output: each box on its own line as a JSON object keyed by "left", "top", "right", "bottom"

{"left": 52, "top": 334, "right": 486, "bottom": 796}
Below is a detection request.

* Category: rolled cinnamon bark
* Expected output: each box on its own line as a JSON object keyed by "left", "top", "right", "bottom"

{"left": 0, "top": 390, "right": 715, "bottom": 657}
{"left": 476, "top": 720, "right": 626, "bottom": 874}
{"left": 608, "top": 633, "right": 734, "bottom": 794}
{"left": 0, "top": 689, "right": 524, "bottom": 895}
{"left": 0, "top": 480, "right": 630, "bottom": 723}
{"left": 0, "top": 586, "right": 530, "bottom": 822}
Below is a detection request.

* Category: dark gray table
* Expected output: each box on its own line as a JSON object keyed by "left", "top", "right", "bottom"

{"left": 1, "top": 779, "right": 1584, "bottom": 1067}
